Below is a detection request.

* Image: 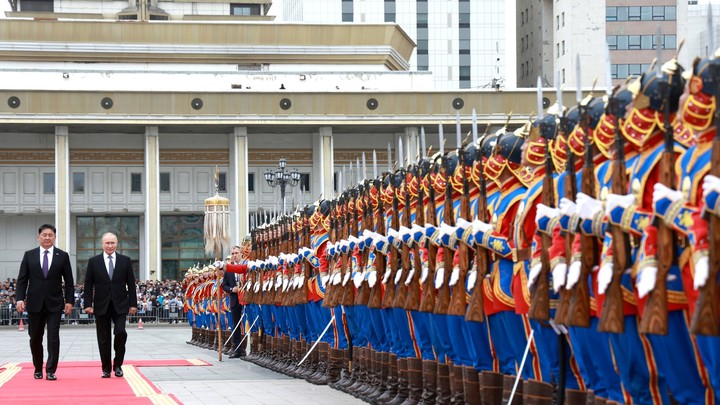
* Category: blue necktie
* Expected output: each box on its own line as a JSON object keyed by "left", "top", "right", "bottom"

{"left": 108, "top": 255, "right": 114, "bottom": 279}
{"left": 42, "top": 250, "right": 49, "bottom": 278}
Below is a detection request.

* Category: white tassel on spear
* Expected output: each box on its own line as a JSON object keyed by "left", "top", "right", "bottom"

{"left": 204, "top": 167, "right": 231, "bottom": 259}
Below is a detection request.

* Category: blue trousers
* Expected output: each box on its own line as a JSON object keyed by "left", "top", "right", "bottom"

{"left": 409, "top": 310, "right": 436, "bottom": 360}
{"left": 568, "top": 319, "right": 623, "bottom": 402}
{"left": 465, "top": 318, "right": 494, "bottom": 371}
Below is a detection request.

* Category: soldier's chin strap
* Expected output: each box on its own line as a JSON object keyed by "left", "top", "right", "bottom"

{"left": 508, "top": 329, "right": 535, "bottom": 404}
{"left": 297, "top": 315, "right": 336, "bottom": 366}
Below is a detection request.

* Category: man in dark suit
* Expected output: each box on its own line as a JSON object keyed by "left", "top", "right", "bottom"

{"left": 15, "top": 224, "right": 74, "bottom": 381}
{"left": 83, "top": 232, "right": 138, "bottom": 378}
{"left": 221, "top": 245, "right": 246, "bottom": 358}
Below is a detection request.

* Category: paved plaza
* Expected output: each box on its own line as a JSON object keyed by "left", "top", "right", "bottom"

{"left": 0, "top": 323, "right": 363, "bottom": 405}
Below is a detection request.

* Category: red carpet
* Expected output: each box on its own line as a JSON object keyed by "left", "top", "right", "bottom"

{"left": 0, "top": 359, "right": 208, "bottom": 404}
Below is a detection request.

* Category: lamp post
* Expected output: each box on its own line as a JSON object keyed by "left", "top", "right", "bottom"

{"left": 264, "top": 157, "right": 301, "bottom": 214}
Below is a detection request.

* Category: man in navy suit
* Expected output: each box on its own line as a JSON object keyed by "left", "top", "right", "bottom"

{"left": 221, "top": 245, "right": 246, "bottom": 358}
{"left": 15, "top": 224, "right": 75, "bottom": 381}
{"left": 83, "top": 232, "right": 138, "bottom": 378}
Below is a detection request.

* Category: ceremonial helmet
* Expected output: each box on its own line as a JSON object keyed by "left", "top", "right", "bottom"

{"left": 624, "top": 59, "right": 686, "bottom": 145}
{"left": 681, "top": 49, "right": 720, "bottom": 132}
{"left": 527, "top": 112, "right": 556, "bottom": 166}
{"left": 595, "top": 86, "right": 634, "bottom": 156}
{"left": 487, "top": 128, "right": 529, "bottom": 185}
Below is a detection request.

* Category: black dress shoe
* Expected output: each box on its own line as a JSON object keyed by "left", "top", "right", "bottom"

{"left": 46, "top": 373, "right": 57, "bottom": 381}
{"left": 114, "top": 368, "right": 123, "bottom": 378}
{"left": 33, "top": 372, "right": 43, "bottom": 380}
{"left": 229, "top": 351, "right": 241, "bottom": 359}
{"left": 102, "top": 371, "right": 111, "bottom": 378}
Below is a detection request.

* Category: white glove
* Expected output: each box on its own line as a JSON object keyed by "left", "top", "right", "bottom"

{"left": 694, "top": 255, "right": 709, "bottom": 290}
{"left": 213, "top": 260, "right": 224, "bottom": 269}
{"left": 342, "top": 271, "right": 351, "bottom": 286}
{"left": 552, "top": 263, "right": 567, "bottom": 293}
{"left": 576, "top": 192, "right": 603, "bottom": 220}
{"left": 275, "top": 275, "right": 282, "bottom": 289}
{"left": 636, "top": 266, "right": 657, "bottom": 299}
{"left": 449, "top": 266, "right": 460, "bottom": 286}
{"left": 653, "top": 183, "right": 683, "bottom": 203}
{"left": 298, "top": 275, "right": 305, "bottom": 287}
{"left": 332, "top": 272, "right": 342, "bottom": 286}
{"left": 434, "top": 267, "right": 445, "bottom": 289}
{"left": 292, "top": 277, "right": 300, "bottom": 289}
{"left": 598, "top": 262, "right": 614, "bottom": 295}
{"left": 382, "top": 269, "right": 392, "bottom": 284}
{"left": 702, "top": 174, "right": 720, "bottom": 196}
{"left": 467, "top": 270, "right": 477, "bottom": 289}
{"left": 254, "top": 282, "right": 260, "bottom": 293}
{"left": 320, "top": 274, "right": 330, "bottom": 289}
{"left": 528, "top": 263, "right": 542, "bottom": 290}
{"left": 404, "top": 269, "right": 415, "bottom": 285}
{"left": 605, "top": 194, "right": 635, "bottom": 216}
{"left": 559, "top": 198, "right": 577, "bottom": 216}
{"left": 536, "top": 204, "right": 561, "bottom": 223}
{"left": 353, "top": 272, "right": 363, "bottom": 288}
{"left": 472, "top": 220, "right": 493, "bottom": 234}
{"left": 394, "top": 268, "right": 403, "bottom": 285}
{"left": 282, "top": 278, "right": 289, "bottom": 292}
{"left": 565, "top": 261, "right": 582, "bottom": 289}
{"left": 420, "top": 266, "right": 429, "bottom": 283}
{"left": 367, "top": 271, "right": 378, "bottom": 288}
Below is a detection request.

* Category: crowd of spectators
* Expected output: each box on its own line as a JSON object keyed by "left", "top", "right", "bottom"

{"left": 1, "top": 278, "right": 186, "bottom": 325}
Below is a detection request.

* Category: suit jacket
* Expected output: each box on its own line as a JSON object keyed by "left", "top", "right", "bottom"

{"left": 83, "top": 253, "right": 138, "bottom": 315}
{"left": 16, "top": 247, "right": 75, "bottom": 313}
{"left": 222, "top": 269, "right": 241, "bottom": 309}
{"left": 222, "top": 263, "right": 248, "bottom": 309}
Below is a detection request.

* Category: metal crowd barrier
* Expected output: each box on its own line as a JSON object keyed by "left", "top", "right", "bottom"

{"left": 0, "top": 305, "right": 187, "bottom": 326}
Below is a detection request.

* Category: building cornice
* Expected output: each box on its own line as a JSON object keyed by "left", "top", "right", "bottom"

{"left": 0, "top": 19, "right": 415, "bottom": 70}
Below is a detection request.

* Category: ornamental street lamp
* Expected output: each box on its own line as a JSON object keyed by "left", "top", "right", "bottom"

{"left": 264, "top": 157, "right": 301, "bottom": 214}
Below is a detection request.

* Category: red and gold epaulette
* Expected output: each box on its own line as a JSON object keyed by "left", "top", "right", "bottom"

{"left": 681, "top": 91, "right": 714, "bottom": 131}
{"left": 407, "top": 173, "right": 420, "bottom": 198}
{"left": 432, "top": 172, "right": 447, "bottom": 194}
{"left": 485, "top": 155, "right": 504, "bottom": 183}
{"left": 622, "top": 107, "right": 659, "bottom": 147}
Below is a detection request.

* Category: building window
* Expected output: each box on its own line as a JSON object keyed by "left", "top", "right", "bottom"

{"left": 606, "top": 6, "right": 675, "bottom": 21}
{"left": 342, "top": 0, "right": 353, "bottom": 22}
{"left": 556, "top": 15, "right": 559, "bottom": 30}
{"left": 562, "top": 12, "right": 565, "bottom": 27}
{"left": 248, "top": 173, "right": 255, "bottom": 193}
{"left": 160, "top": 172, "right": 170, "bottom": 192}
{"left": 131, "top": 173, "right": 142, "bottom": 193}
{"left": 562, "top": 69, "right": 566, "bottom": 84}
{"left": 562, "top": 40, "right": 565, "bottom": 55}
{"left": 161, "top": 215, "right": 205, "bottom": 281}
{"left": 76, "top": 216, "right": 140, "bottom": 282}
{"left": 43, "top": 173, "right": 54, "bottom": 194}
{"left": 20, "top": 0, "right": 53, "bottom": 12}
{"left": 73, "top": 172, "right": 85, "bottom": 193}
{"left": 521, "top": 11, "right": 524, "bottom": 25}
{"left": 216, "top": 172, "right": 226, "bottom": 193}
{"left": 300, "top": 173, "right": 310, "bottom": 192}
{"left": 230, "top": 4, "right": 261, "bottom": 16}
{"left": 606, "top": 34, "right": 677, "bottom": 50}
{"left": 556, "top": 43, "right": 560, "bottom": 58}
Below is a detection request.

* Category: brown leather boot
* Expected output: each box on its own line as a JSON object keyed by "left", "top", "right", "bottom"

{"left": 356, "top": 349, "right": 379, "bottom": 398}
{"left": 347, "top": 347, "right": 368, "bottom": 396}
{"left": 399, "top": 357, "right": 423, "bottom": 405}
{"left": 565, "top": 388, "right": 589, "bottom": 405}
{"left": 523, "top": 379, "right": 553, "bottom": 405}
{"left": 594, "top": 396, "right": 607, "bottom": 405}
{"left": 450, "top": 364, "right": 465, "bottom": 404}
{"left": 463, "top": 366, "right": 481, "bottom": 405}
{"left": 480, "top": 371, "right": 504, "bottom": 405}
{"left": 332, "top": 347, "right": 359, "bottom": 392}
{"left": 387, "top": 358, "right": 409, "bottom": 405}
{"left": 420, "top": 359, "right": 438, "bottom": 404}
{"left": 435, "top": 363, "right": 452, "bottom": 405}
{"left": 375, "top": 353, "right": 399, "bottom": 403}
{"left": 502, "top": 375, "right": 523, "bottom": 405}
{"left": 366, "top": 352, "right": 389, "bottom": 402}
{"left": 306, "top": 342, "right": 329, "bottom": 384}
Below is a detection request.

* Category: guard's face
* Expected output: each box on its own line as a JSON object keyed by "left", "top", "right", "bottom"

{"left": 101, "top": 234, "right": 118, "bottom": 256}
{"left": 38, "top": 228, "right": 56, "bottom": 250}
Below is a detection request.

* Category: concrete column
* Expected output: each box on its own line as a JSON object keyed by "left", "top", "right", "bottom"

{"left": 54, "top": 126, "right": 70, "bottom": 251}
{"left": 316, "top": 127, "right": 334, "bottom": 201}
{"left": 144, "top": 126, "right": 160, "bottom": 281}
{"left": 231, "top": 127, "right": 249, "bottom": 241}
